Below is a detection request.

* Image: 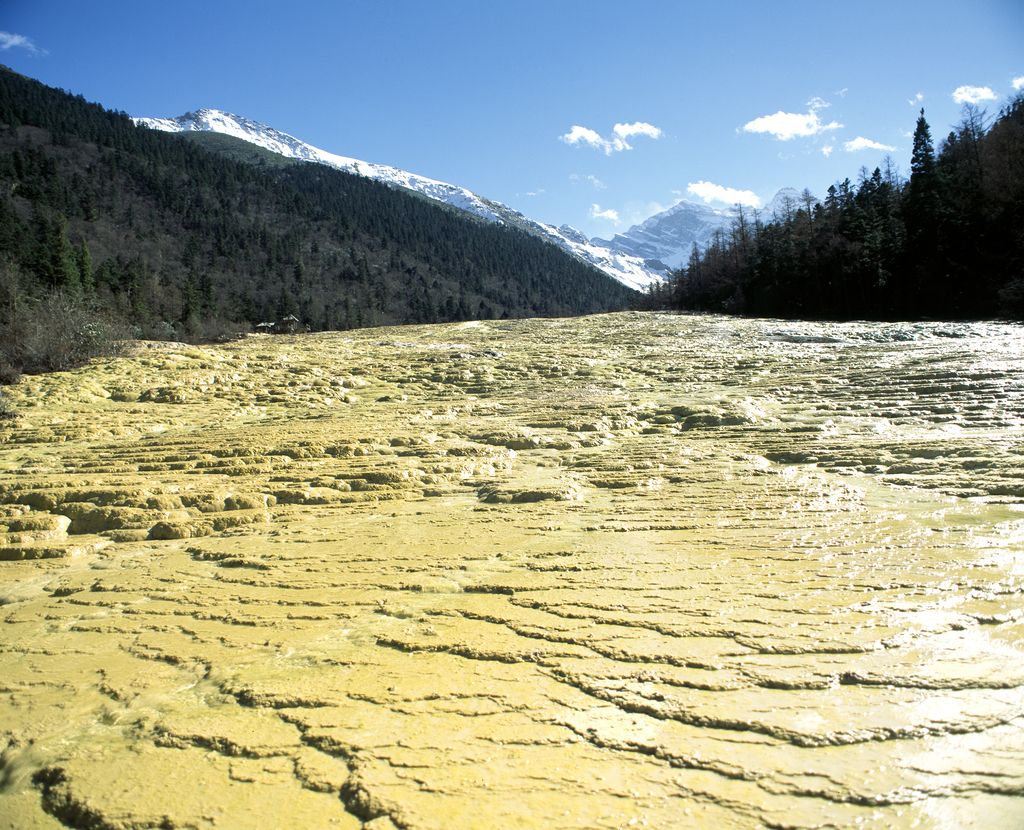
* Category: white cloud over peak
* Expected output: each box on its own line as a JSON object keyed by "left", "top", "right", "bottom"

{"left": 628, "top": 201, "right": 672, "bottom": 225}
{"left": 743, "top": 98, "right": 842, "bottom": 141}
{"left": 844, "top": 136, "right": 896, "bottom": 153}
{"left": 590, "top": 204, "right": 619, "bottom": 222}
{"left": 560, "top": 122, "right": 662, "bottom": 155}
{"left": 952, "top": 85, "right": 996, "bottom": 104}
{"left": 0, "top": 31, "right": 44, "bottom": 54}
{"left": 687, "top": 181, "right": 761, "bottom": 208}
{"left": 1013, "top": 77, "right": 1024, "bottom": 91}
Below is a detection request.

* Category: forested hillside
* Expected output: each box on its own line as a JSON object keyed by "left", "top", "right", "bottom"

{"left": 653, "top": 98, "right": 1024, "bottom": 320}
{"left": 0, "top": 65, "right": 636, "bottom": 355}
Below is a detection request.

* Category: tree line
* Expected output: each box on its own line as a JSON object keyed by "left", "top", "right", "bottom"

{"left": 647, "top": 95, "right": 1024, "bottom": 321}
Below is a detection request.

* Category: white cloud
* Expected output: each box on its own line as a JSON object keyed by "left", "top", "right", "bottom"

{"left": 1013, "top": 76, "right": 1024, "bottom": 91}
{"left": 686, "top": 181, "right": 761, "bottom": 208}
{"left": 822, "top": 143, "right": 834, "bottom": 158}
{"left": 743, "top": 98, "right": 842, "bottom": 141}
{"left": 590, "top": 204, "right": 619, "bottom": 222}
{"left": 560, "top": 126, "right": 608, "bottom": 151}
{"left": 560, "top": 122, "right": 662, "bottom": 155}
{"left": 844, "top": 136, "right": 896, "bottom": 153}
{"left": 0, "top": 31, "right": 44, "bottom": 54}
{"left": 909, "top": 92, "right": 924, "bottom": 105}
{"left": 570, "top": 174, "right": 606, "bottom": 189}
{"left": 613, "top": 122, "right": 664, "bottom": 140}
{"left": 627, "top": 201, "right": 672, "bottom": 225}
{"left": 952, "top": 85, "right": 997, "bottom": 104}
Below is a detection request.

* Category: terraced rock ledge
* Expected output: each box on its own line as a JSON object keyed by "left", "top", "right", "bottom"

{"left": 1, "top": 312, "right": 1023, "bottom": 829}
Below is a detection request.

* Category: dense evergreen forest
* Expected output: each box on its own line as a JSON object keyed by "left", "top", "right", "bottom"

{"left": 648, "top": 96, "right": 1024, "bottom": 321}
{"left": 0, "top": 64, "right": 636, "bottom": 367}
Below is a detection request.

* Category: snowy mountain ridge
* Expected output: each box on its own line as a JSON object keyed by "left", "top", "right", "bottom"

{"left": 135, "top": 109, "right": 802, "bottom": 290}
{"left": 135, "top": 109, "right": 660, "bottom": 290}
{"left": 137, "top": 110, "right": 507, "bottom": 221}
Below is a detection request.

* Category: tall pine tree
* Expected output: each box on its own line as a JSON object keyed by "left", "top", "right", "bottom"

{"left": 35, "top": 212, "right": 80, "bottom": 291}
{"left": 903, "top": 110, "right": 942, "bottom": 315}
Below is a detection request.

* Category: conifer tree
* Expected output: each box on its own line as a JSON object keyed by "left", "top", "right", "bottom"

{"left": 910, "top": 110, "right": 936, "bottom": 181}
{"left": 77, "top": 239, "right": 94, "bottom": 292}
{"left": 36, "top": 212, "right": 80, "bottom": 291}
{"left": 276, "top": 283, "right": 299, "bottom": 319}
{"left": 199, "top": 270, "right": 215, "bottom": 315}
{"left": 180, "top": 270, "right": 199, "bottom": 324}
{"left": 903, "top": 110, "right": 941, "bottom": 314}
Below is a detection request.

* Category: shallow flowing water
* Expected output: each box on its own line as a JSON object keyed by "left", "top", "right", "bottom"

{"left": 1, "top": 312, "right": 1022, "bottom": 829}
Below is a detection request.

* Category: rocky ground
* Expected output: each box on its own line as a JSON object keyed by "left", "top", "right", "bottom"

{"left": 1, "top": 312, "right": 1023, "bottom": 829}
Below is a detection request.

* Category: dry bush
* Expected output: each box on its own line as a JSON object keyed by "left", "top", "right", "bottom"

{"left": 0, "top": 290, "right": 135, "bottom": 374}
{"left": 0, "top": 363, "right": 21, "bottom": 385}
{"left": 0, "top": 388, "right": 14, "bottom": 421}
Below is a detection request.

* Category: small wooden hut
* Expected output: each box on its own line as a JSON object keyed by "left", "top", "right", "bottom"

{"left": 273, "top": 315, "right": 301, "bottom": 334}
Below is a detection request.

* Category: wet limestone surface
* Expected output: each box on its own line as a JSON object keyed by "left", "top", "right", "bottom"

{"left": 1, "top": 312, "right": 1023, "bottom": 829}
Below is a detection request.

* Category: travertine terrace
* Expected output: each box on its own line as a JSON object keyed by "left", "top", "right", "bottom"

{"left": 1, "top": 312, "right": 1023, "bottom": 829}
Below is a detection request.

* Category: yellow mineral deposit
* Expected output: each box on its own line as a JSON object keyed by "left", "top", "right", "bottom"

{"left": 1, "top": 312, "right": 1023, "bottom": 829}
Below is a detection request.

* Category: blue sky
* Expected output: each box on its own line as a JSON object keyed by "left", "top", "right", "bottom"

{"left": 2, "top": 0, "right": 1022, "bottom": 239}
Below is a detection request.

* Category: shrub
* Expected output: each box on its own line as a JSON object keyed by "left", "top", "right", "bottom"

{"left": 0, "top": 388, "right": 14, "bottom": 421}
{"left": 0, "top": 363, "right": 21, "bottom": 385}
{"left": 0, "top": 290, "right": 135, "bottom": 374}
{"left": 138, "top": 319, "right": 179, "bottom": 342}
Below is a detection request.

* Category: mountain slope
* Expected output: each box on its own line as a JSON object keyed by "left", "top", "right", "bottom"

{"left": 135, "top": 109, "right": 662, "bottom": 290}
{"left": 0, "top": 64, "right": 636, "bottom": 341}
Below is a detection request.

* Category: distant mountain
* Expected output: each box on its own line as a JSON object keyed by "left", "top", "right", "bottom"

{"left": 592, "top": 188, "right": 807, "bottom": 271}
{"left": 135, "top": 109, "right": 659, "bottom": 291}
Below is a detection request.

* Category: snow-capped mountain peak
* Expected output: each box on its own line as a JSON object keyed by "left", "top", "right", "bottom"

{"left": 592, "top": 187, "right": 816, "bottom": 271}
